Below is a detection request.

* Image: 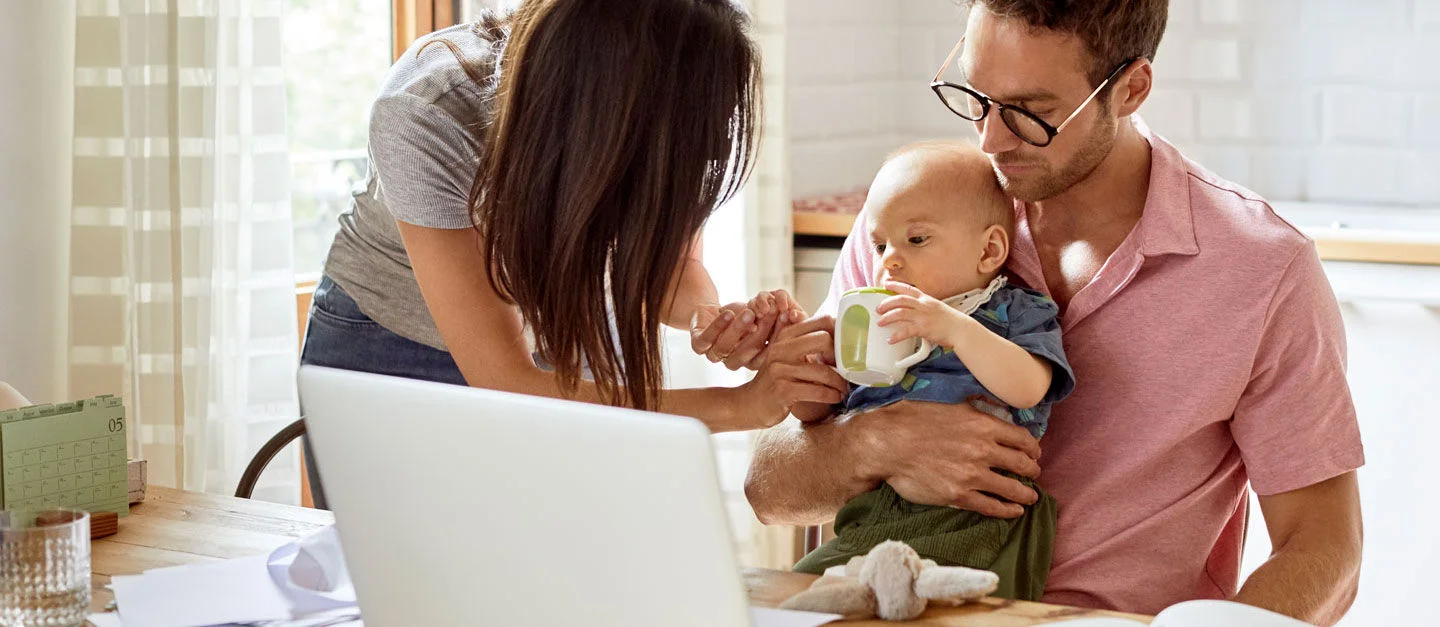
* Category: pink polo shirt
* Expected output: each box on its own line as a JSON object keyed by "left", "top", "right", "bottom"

{"left": 817, "top": 120, "right": 1365, "bottom": 615}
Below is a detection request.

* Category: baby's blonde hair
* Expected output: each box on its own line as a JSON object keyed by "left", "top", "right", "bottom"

{"left": 880, "top": 140, "right": 1013, "bottom": 235}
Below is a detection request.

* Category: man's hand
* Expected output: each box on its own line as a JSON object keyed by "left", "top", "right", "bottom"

{"left": 859, "top": 399, "right": 1043, "bottom": 518}
{"left": 746, "top": 397, "right": 1043, "bottom": 526}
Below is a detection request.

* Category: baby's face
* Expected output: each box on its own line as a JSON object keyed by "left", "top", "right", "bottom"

{"left": 866, "top": 181, "right": 998, "bottom": 299}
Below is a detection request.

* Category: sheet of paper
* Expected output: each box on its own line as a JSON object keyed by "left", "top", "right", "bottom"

{"left": 266, "top": 525, "right": 357, "bottom": 615}
{"left": 1151, "top": 600, "right": 1315, "bottom": 627}
{"left": 750, "top": 606, "right": 842, "bottom": 627}
{"left": 246, "top": 607, "right": 364, "bottom": 626}
{"left": 86, "top": 612, "right": 124, "bottom": 627}
{"left": 112, "top": 555, "right": 292, "bottom": 627}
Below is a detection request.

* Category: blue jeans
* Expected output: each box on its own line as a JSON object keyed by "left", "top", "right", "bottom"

{"left": 298, "top": 276, "right": 466, "bottom": 509}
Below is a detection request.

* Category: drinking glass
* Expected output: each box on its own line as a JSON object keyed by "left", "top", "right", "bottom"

{"left": 0, "top": 509, "right": 91, "bottom": 627}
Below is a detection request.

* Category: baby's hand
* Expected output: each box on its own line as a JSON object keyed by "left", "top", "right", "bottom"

{"left": 874, "top": 281, "right": 968, "bottom": 349}
{"left": 691, "top": 290, "right": 808, "bottom": 371}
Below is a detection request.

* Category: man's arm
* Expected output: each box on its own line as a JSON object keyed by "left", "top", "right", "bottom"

{"left": 1226, "top": 246, "right": 1364, "bottom": 625}
{"left": 745, "top": 416, "right": 879, "bottom": 525}
{"left": 745, "top": 400, "right": 1044, "bottom": 525}
{"left": 1233, "top": 471, "right": 1363, "bottom": 626}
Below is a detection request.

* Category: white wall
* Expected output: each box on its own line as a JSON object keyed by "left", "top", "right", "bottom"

{"left": 1238, "top": 265, "right": 1440, "bottom": 627}
{"left": 0, "top": 2, "right": 74, "bottom": 403}
{"left": 787, "top": 0, "right": 1440, "bottom": 210}
{"left": 784, "top": 0, "right": 974, "bottom": 199}
{"left": 1329, "top": 299, "right": 1440, "bottom": 627}
{"left": 1155, "top": 0, "right": 1440, "bottom": 206}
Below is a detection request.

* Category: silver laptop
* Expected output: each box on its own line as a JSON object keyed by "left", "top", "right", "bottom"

{"left": 298, "top": 365, "right": 751, "bottom": 627}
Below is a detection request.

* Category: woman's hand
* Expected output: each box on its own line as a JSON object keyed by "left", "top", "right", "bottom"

{"left": 735, "top": 315, "right": 849, "bottom": 429}
{"left": 875, "top": 281, "right": 971, "bottom": 349}
{"left": 691, "top": 289, "right": 807, "bottom": 370}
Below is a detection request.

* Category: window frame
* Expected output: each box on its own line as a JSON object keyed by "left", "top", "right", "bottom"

{"left": 391, "top": 0, "right": 458, "bottom": 61}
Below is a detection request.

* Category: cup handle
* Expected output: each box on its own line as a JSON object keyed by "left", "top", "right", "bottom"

{"left": 895, "top": 338, "right": 932, "bottom": 370}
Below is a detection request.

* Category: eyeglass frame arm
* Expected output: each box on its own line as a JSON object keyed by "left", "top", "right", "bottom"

{"left": 930, "top": 35, "right": 1136, "bottom": 138}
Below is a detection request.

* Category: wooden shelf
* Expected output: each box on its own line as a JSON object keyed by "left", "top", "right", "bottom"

{"left": 792, "top": 211, "right": 857, "bottom": 238}
{"left": 1309, "top": 230, "right": 1440, "bottom": 266}
{"left": 793, "top": 211, "right": 1440, "bottom": 266}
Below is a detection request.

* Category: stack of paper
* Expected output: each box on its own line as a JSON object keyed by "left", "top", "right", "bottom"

{"left": 91, "top": 525, "right": 839, "bottom": 627}
{"left": 95, "top": 526, "right": 359, "bottom": 627}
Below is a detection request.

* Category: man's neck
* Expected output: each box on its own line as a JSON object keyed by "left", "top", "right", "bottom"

{"left": 1026, "top": 119, "right": 1152, "bottom": 238}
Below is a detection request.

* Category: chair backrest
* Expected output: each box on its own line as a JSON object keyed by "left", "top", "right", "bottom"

{"left": 233, "top": 418, "right": 307, "bottom": 499}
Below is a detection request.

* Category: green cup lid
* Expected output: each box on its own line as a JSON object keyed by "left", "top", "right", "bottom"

{"left": 842, "top": 287, "right": 896, "bottom": 296}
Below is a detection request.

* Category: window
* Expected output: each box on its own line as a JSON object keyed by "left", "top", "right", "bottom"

{"left": 287, "top": 1, "right": 480, "bottom": 279}
{"left": 285, "top": 0, "right": 393, "bottom": 278}
{"left": 457, "top": 0, "right": 522, "bottom": 21}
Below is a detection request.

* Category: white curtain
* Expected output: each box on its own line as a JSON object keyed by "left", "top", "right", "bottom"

{"left": 69, "top": 0, "right": 301, "bottom": 503}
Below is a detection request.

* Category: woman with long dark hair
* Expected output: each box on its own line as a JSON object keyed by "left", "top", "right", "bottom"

{"left": 301, "top": 0, "right": 843, "bottom": 505}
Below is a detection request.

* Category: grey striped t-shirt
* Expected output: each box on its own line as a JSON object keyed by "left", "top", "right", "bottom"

{"left": 322, "top": 23, "right": 498, "bottom": 350}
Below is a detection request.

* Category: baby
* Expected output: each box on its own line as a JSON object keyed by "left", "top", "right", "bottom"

{"left": 790, "top": 141, "right": 1075, "bottom": 602}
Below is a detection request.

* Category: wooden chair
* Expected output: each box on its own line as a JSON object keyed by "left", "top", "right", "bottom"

{"left": 234, "top": 418, "right": 308, "bottom": 500}
{"left": 803, "top": 525, "right": 824, "bottom": 555}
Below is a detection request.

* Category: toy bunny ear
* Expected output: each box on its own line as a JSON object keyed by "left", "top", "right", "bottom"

{"left": 914, "top": 565, "right": 1000, "bottom": 606}
{"left": 779, "top": 578, "right": 877, "bottom": 620}
{"left": 860, "top": 542, "right": 928, "bottom": 621}
{"left": 822, "top": 555, "right": 867, "bottom": 579}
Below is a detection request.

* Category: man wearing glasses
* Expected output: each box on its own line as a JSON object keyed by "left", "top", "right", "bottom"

{"left": 747, "top": 1, "right": 1363, "bottom": 624}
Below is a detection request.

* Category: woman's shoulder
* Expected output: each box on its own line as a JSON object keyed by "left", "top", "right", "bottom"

{"left": 375, "top": 22, "right": 500, "bottom": 120}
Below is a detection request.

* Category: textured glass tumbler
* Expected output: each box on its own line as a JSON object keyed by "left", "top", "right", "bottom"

{"left": 0, "top": 510, "right": 90, "bottom": 627}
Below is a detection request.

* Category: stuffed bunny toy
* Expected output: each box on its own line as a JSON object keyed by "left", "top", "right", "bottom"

{"left": 779, "top": 540, "right": 1000, "bottom": 621}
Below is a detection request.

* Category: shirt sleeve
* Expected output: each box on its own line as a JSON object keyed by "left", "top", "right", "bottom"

{"left": 1231, "top": 243, "right": 1365, "bottom": 496}
{"left": 1002, "top": 289, "right": 1076, "bottom": 406}
{"left": 367, "top": 93, "right": 480, "bottom": 230}
{"left": 815, "top": 209, "right": 876, "bottom": 318}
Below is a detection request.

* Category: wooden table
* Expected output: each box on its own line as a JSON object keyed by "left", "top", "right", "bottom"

{"left": 745, "top": 569, "right": 1151, "bottom": 625}
{"left": 90, "top": 487, "right": 335, "bottom": 612}
{"left": 93, "top": 488, "right": 1153, "bottom": 625}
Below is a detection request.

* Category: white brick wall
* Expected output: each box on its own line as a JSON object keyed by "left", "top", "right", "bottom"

{"left": 1416, "top": 95, "right": 1440, "bottom": 146}
{"left": 786, "top": 1, "right": 1440, "bottom": 208}
{"left": 785, "top": 0, "right": 971, "bottom": 199}
{"left": 1157, "top": 0, "right": 1440, "bottom": 205}
{"left": 1422, "top": 0, "right": 1440, "bottom": 31}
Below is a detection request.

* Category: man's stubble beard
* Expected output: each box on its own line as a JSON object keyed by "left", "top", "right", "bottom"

{"left": 995, "top": 112, "right": 1119, "bottom": 203}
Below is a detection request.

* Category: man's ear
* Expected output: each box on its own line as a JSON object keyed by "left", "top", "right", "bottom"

{"left": 978, "top": 224, "right": 1010, "bottom": 275}
{"left": 1113, "top": 58, "right": 1153, "bottom": 118}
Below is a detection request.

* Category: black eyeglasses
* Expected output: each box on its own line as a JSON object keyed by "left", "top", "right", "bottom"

{"left": 930, "top": 37, "right": 1134, "bottom": 148}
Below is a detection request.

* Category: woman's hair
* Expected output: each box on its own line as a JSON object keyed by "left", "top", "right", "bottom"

{"left": 465, "top": 0, "right": 761, "bottom": 410}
